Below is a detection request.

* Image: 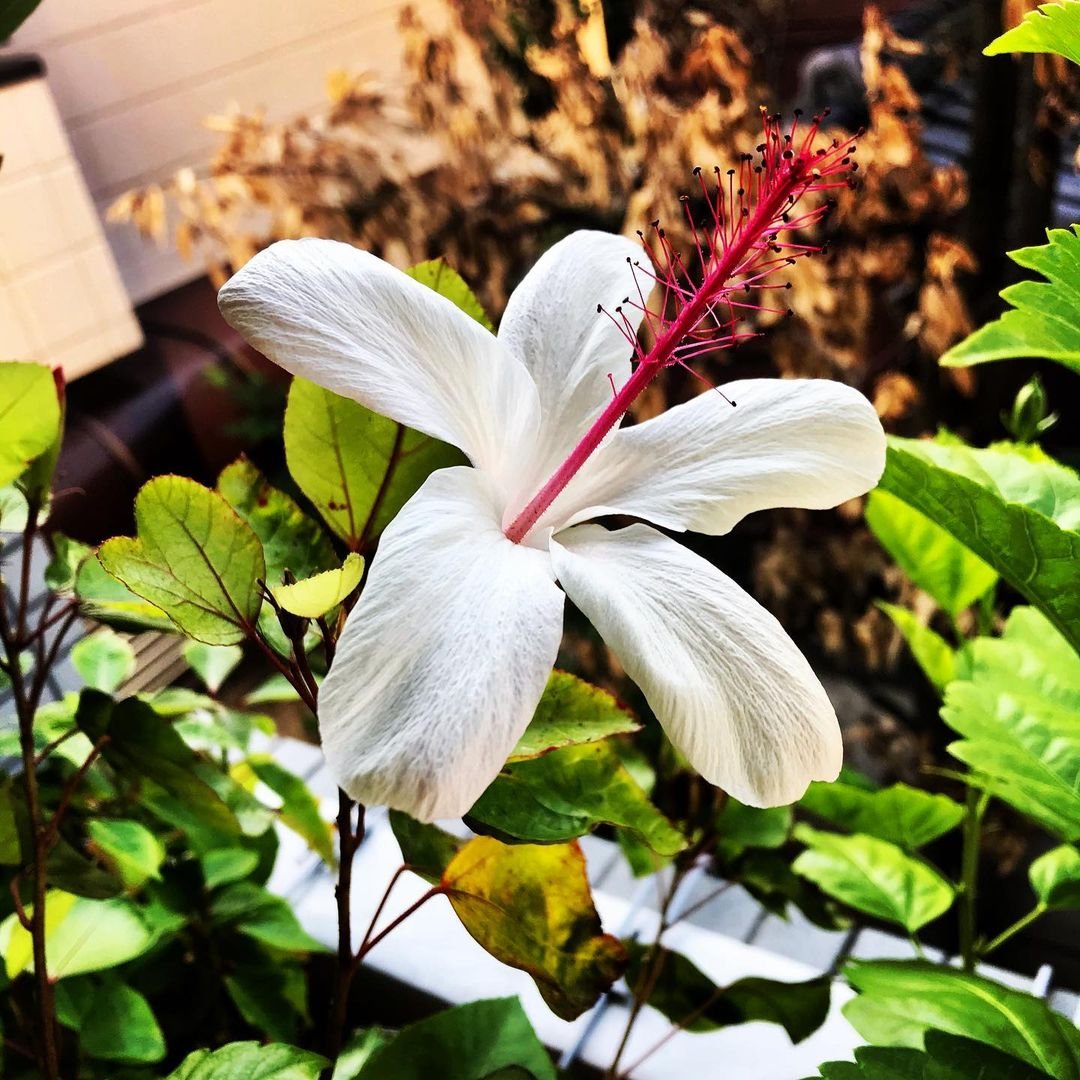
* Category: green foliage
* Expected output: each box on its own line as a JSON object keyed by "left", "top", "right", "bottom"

{"left": 405, "top": 259, "right": 495, "bottom": 330}
{"left": 942, "top": 227, "right": 1080, "bottom": 374}
{"left": 99, "top": 475, "right": 266, "bottom": 645}
{"left": 243, "top": 755, "right": 336, "bottom": 864}
{"left": 202, "top": 847, "right": 261, "bottom": 890}
{"left": 985, "top": 1, "right": 1080, "bottom": 64}
{"left": 799, "top": 779, "right": 964, "bottom": 850}
{"left": 441, "top": 836, "right": 626, "bottom": 1020}
{"left": 74, "top": 553, "right": 176, "bottom": 633}
{"left": 468, "top": 741, "right": 686, "bottom": 854}
{"left": 878, "top": 438, "right": 1080, "bottom": 651}
{"left": 876, "top": 604, "right": 957, "bottom": 692}
{"left": 793, "top": 826, "right": 955, "bottom": 932}
{"left": 184, "top": 640, "right": 244, "bottom": 694}
{"left": 86, "top": 819, "right": 165, "bottom": 889}
{"left": 210, "top": 881, "right": 328, "bottom": 953}
{"left": 0, "top": 362, "right": 60, "bottom": 488}
{"left": 70, "top": 628, "right": 137, "bottom": 693}
{"left": 283, "top": 378, "right": 461, "bottom": 550}
{"left": 866, "top": 490, "right": 997, "bottom": 616}
{"left": 55, "top": 974, "right": 166, "bottom": 1064}
{"left": 716, "top": 799, "right": 793, "bottom": 856}
{"left": 625, "top": 943, "right": 830, "bottom": 1042}
{"left": 1029, "top": 845, "right": 1080, "bottom": 907}
{"left": 843, "top": 960, "right": 1080, "bottom": 1079}
{"left": 508, "top": 670, "right": 640, "bottom": 761}
{"left": 167, "top": 1041, "right": 328, "bottom": 1079}
{"left": 273, "top": 552, "right": 364, "bottom": 618}
{"left": 344, "top": 997, "right": 557, "bottom": 1080}
{"left": 389, "top": 811, "right": 463, "bottom": 882}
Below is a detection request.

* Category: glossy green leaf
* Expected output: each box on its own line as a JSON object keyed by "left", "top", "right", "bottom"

{"left": 201, "top": 847, "right": 261, "bottom": 890}
{"left": 866, "top": 490, "right": 997, "bottom": 616}
{"left": 799, "top": 780, "right": 964, "bottom": 850}
{"left": 0, "top": 482, "right": 29, "bottom": 531}
{"left": 45, "top": 533, "right": 92, "bottom": 592}
{"left": 405, "top": 259, "right": 495, "bottom": 330}
{"left": 389, "top": 811, "right": 463, "bottom": 883}
{"left": 843, "top": 959, "right": 1080, "bottom": 1079}
{"left": 56, "top": 973, "right": 165, "bottom": 1063}
{"left": 354, "top": 997, "right": 556, "bottom": 1080}
{"left": 716, "top": 799, "right": 792, "bottom": 855}
{"left": 793, "top": 825, "right": 955, "bottom": 931}
{"left": 625, "top": 942, "right": 830, "bottom": 1042}
{"left": 87, "top": 819, "right": 165, "bottom": 889}
{"left": 183, "top": 641, "right": 244, "bottom": 694}
{"left": 1030, "top": 845, "right": 1080, "bottom": 908}
{"left": 167, "top": 1042, "right": 328, "bottom": 1080}
{"left": 0, "top": 361, "right": 60, "bottom": 487}
{"left": 441, "top": 836, "right": 626, "bottom": 1019}
{"left": 74, "top": 554, "right": 176, "bottom": 633}
{"left": 246, "top": 755, "right": 335, "bottom": 865}
{"left": 985, "top": 2, "right": 1080, "bottom": 65}
{"left": 243, "top": 673, "right": 303, "bottom": 706}
{"left": 70, "top": 628, "right": 137, "bottom": 693}
{"left": 99, "top": 475, "right": 265, "bottom": 645}
{"left": 210, "top": 881, "right": 327, "bottom": 953}
{"left": 877, "top": 603, "right": 957, "bottom": 692}
{"left": 225, "top": 957, "right": 308, "bottom": 1044}
{"left": 509, "top": 670, "right": 640, "bottom": 761}
{"left": 273, "top": 552, "right": 363, "bottom": 619}
{"left": 468, "top": 741, "right": 686, "bottom": 855}
{"left": 333, "top": 1028, "right": 394, "bottom": 1080}
{"left": 878, "top": 438, "right": 1080, "bottom": 651}
{"left": 284, "top": 378, "right": 462, "bottom": 549}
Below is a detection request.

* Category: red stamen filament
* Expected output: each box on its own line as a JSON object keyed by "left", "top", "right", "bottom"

{"left": 503, "top": 109, "right": 858, "bottom": 544}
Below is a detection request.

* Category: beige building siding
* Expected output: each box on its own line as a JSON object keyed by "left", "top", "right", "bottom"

{"left": 8, "top": 0, "right": 424, "bottom": 304}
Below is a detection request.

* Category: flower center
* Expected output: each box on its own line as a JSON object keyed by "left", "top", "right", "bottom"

{"left": 503, "top": 109, "right": 859, "bottom": 545}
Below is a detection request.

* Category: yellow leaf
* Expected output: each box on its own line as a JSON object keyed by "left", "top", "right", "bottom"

{"left": 272, "top": 553, "right": 364, "bottom": 619}
{"left": 1, "top": 890, "right": 77, "bottom": 978}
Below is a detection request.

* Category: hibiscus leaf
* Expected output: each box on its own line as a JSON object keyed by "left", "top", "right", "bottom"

{"left": 877, "top": 438, "right": 1080, "bottom": 652}
{"left": 210, "top": 882, "right": 328, "bottom": 953}
{"left": 467, "top": 741, "right": 686, "bottom": 856}
{"left": 792, "top": 825, "right": 955, "bottom": 932}
{"left": 984, "top": 2, "right": 1080, "bottom": 65}
{"left": 624, "top": 942, "right": 830, "bottom": 1042}
{"left": 86, "top": 819, "right": 166, "bottom": 889}
{"left": 876, "top": 603, "right": 957, "bottom": 693}
{"left": 351, "top": 997, "right": 556, "bottom": 1080}
{"left": 389, "top": 811, "right": 464, "bottom": 884}
{"left": 98, "top": 475, "right": 265, "bottom": 646}
{"left": 405, "top": 259, "right": 495, "bottom": 330}
{"left": 244, "top": 755, "right": 335, "bottom": 866}
{"left": 55, "top": 974, "right": 166, "bottom": 1064}
{"left": 165, "top": 1041, "right": 327, "bottom": 1080}
{"left": 272, "top": 552, "right": 364, "bottom": 619}
{"left": 0, "top": 361, "right": 61, "bottom": 488}
{"left": 70, "top": 629, "right": 137, "bottom": 694}
{"left": 74, "top": 554, "right": 176, "bottom": 634}
{"left": 1030, "top": 845, "right": 1080, "bottom": 908}
{"left": 440, "top": 836, "right": 626, "bottom": 1019}
{"left": 843, "top": 959, "right": 1080, "bottom": 1079}
{"left": 509, "top": 670, "right": 640, "bottom": 762}
{"left": 183, "top": 641, "right": 244, "bottom": 694}
{"left": 283, "top": 378, "right": 463, "bottom": 549}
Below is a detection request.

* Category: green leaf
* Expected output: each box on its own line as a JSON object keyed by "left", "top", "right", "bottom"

{"left": 246, "top": 755, "right": 335, "bottom": 865}
{"left": 243, "top": 673, "right": 302, "bottom": 706}
{"left": 0, "top": 482, "right": 29, "bottom": 531}
{"left": 985, "top": 2, "right": 1080, "bottom": 65}
{"left": 389, "top": 811, "right": 463, "bottom": 883}
{"left": 184, "top": 640, "right": 244, "bottom": 694}
{"left": 283, "top": 377, "right": 462, "bottom": 549}
{"left": 0, "top": 780, "right": 22, "bottom": 865}
{"left": 441, "top": 837, "right": 626, "bottom": 1020}
{"left": 167, "top": 1042, "right": 328, "bottom": 1080}
{"left": 878, "top": 438, "right": 1080, "bottom": 651}
{"left": 716, "top": 799, "right": 792, "bottom": 856}
{"left": 0, "top": 362, "right": 60, "bottom": 488}
{"left": 866, "top": 490, "right": 998, "bottom": 616}
{"left": 0, "top": 0, "right": 43, "bottom": 41}
{"left": 793, "top": 825, "right": 955, "bottom": 932}
{"left": 1030, "top": 845, "right": 1080, "bottom": 908}
{"left": 217, "top": 456, "right": 338, "bottom": 587}
{"left": 201, "top": 847, "right": 261, "bottom": 890}
{"left": 45, "top": 533, "right": 92, "bottom": 592}
{"left": 70, "top": 628, "right": 137, "bottom": 693}
{"left": 273, "top": 552, "right": 364, "bottom": 619}
{"left": 74, "top": 554, "right": 176, "bottom": 634}
{"left": 98, "top": 475, "right": 266, "bottom": 645}
{"left": 56, "top": 973, "right": 165, "bottom": 1063}
{"left": 843, "top": 959, "right": 1080, "bottom": 1079}
{"left": 354, "top": 997, "right": 555, "bottom": 1080}
{"left": 625, "top": 942, "right": 830, "bottom": 1042}
{"left": 87, "top": 819, "right": 165, "bottom": 889}
{"left": 333, "top": 1028, "right": 394, "bottom": 1080}
{"left": 468, "top": 741, "right": 686, "bottom": 855}
{"left": 508, "top": 670, "right": 640, "bottom": 761}
{"left": 799, "top": 780, "right": 964, "bottom": 850}
{"left": 225, "top": 957, "right": 308, "bottom": 1043}
{"left": 405, "top": 259, "right": 495, "bottom": 330}
{"left": 211, "top": 881, "right": 327, "bottom": 952}
{"left": 876, "top": 603, "right": 957, "bottom": 693}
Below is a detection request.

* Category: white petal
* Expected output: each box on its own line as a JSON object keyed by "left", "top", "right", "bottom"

{"left": 499, "top": 230, "right": 652, "bottom": 492}
{"left": 551, "top": 523, "right": 841, "bottom": 806}
{"left": 219, "top": 239, "right": 540, "bottom": 491}
{"left": 318, "top": 466, "right": 564, "bottom": 821}
{"left": 541, "top": 378, "right": 885, "bottom": 535}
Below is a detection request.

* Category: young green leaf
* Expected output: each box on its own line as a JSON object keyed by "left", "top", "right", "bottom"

{"left": 98, "top": 475, "right": 265, "bottom": 645}
{"left": 878, "top": 438, "right": 1080, "bottom": 651}
{"left": 166, "top": 1042, "right": 328, "bottom": 1080}
{"left": 246, "top": 755, "right": 335, "bottom": 865}
{"left": 272, "top": 552, "right": 364, "bottom": 619}
{"left": 716, "top": 799, "right": 793, "bottom": 854}
{"left": 984, "top": 2, "right": 1080, "bottom": 65}
{"left": 793, "top": 826, "right": 955, "bottom": 932}
{"left": 467, "top": 740, "right": 686, "bottom": 855}
{"left": 333, "top": 1029, "right": 394, "bottom": 1080}
{"left": 74, "top": 554, "right": 176, "bottom": 634}
{"left": 843, "top": 959, "right": 1080, "bottom": 1079}
{"left": 1029, "top": 845, "right": 1080, "bottom": 908}
{"left": 876, "top": 602, "right": 957, "bottom": 693}
{"left": 183, "top": 640, "right": 244, "bottom": 694}
{"left": 70, "top": 629, "right": 137, "bottom": 693}
{"left": 441, "top": 837, "right": 626, "bottom": 1020}
{"left": 201, "top": 847, "right": 261, "bottom": 890}
{"left": 225, "top": 957, "right": 309, "bottom": 1044}
{"left": 45, "top": 533, "right": 92, "bottom": 592}
{"left": 389, "top": 811, "right": 464, "bottom": 883}
{"left": 351, "top": 997, "right": 556, "bottom": 1080}
{"left": 210, "top": 881, "right": 327, "bottom": 953}
{"left": 0, "top": 361, "right": 60, "bottom": 488}
{"left": 55, "top": 974, "right": 166, "bottom": 1064}
{"left": 508, "top": 670, "right": 640, "bottom": 761}
{"left": 87, "top": 819, "right": 165, "bottom": 889}
{"left": 405, "top": 259, "right": 495, "bottom": 330}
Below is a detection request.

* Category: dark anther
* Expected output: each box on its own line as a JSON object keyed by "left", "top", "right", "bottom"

{"left": 850, "top": 162, "right": 859, "bottom": 172}
{"left": 782, "top": 212, "right": 790, "bottom": 223}
{"left": 596, "top": 304, "right": 603, "bottom": 313}
{"left": 692, "top": 165, "right": 702, "bottom": 175}
{"left": 737, "top": 187, "right": 745, "bottom": 196}
{"left": 727, "top": 168, "right": 735, "bottom": 176}
{"left": 651, "top": 219, "right": 660, "bottom": 228}
{"left": 658, "top": 228, "right": 666, "bottom": 238}
{"left": 782, "top": 149, "right": 794, "bottom": 159}
{"left": 823, "top": 106, "right": 832, "bottom": 116}
{"left": 626, "top": 256, "right": 632, "bottom": 262}
{"left": 756, "top": 143, "right": 766, "bottom": 152}
{"left": 786, "top": 308, "right": 795, "bottom": 318}
{"left": 741, "top": 207, "right": 749, "bottom": 216}
{"left": 786, "top": 257, "right": 797, "bottom": 265}
{"left": 784, "top": 281, "right": 793, "bottom": 289}
{"left": 794, "top": 107, "right": 803, "bottom": 117}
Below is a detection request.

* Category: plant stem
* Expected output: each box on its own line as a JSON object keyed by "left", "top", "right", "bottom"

{"left": 959, "top": 787, "right": 989, "bottom": 972}
{"left": 355, "top": 886, "right": 441, "bottom": 962}
{"left": 326, "top": 792, "right": 364, "bottom": 1058}
{"left": 616, "top": 986, "right": 725, "bottom": 1079}
{"left": 982, "top": 904, "right": 1046, "bottom": 958}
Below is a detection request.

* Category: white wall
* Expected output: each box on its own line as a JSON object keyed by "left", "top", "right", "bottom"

{"left": 8, "top": 0, "right": 425, "bottom": 304}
